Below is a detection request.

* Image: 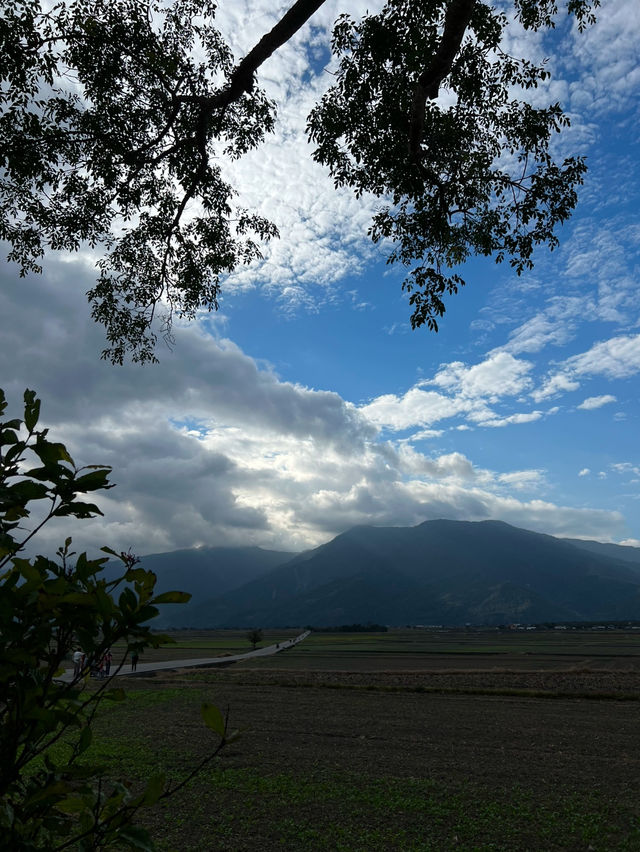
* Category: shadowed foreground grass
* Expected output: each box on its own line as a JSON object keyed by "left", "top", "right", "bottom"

{"left": 149, "top": 766, "right": 639, "bottom": 852}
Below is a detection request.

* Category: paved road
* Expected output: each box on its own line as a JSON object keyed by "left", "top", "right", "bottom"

{"left": 59, "top": 631, "right": 310, "bottom": 683}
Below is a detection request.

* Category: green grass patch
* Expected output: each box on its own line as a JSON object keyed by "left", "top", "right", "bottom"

{"left": 292, "top": 629, "right": 640, "bottom": 658}
{"left": 145, "top": 767, "right": 640, "bottom": 851}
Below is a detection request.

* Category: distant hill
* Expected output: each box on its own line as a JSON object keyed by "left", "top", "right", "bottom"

{"left": 562, "top": 538, "right": 640, "bottom": 572}
{"left": 106, "top": 545, "right": 295, "bottom": 627}
{"left": 187, "top": 520, "right": 640, "bottom": 628}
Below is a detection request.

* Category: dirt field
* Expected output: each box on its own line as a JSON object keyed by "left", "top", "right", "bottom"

{"left": 89, "top": 630, "right": 640, "bottom": 851}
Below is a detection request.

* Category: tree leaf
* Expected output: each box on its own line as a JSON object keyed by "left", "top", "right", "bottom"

{"left": 114, "top": 824, "right": 156, "bottom": 851}
{"left": 23, "top": 390, "right": 40, "bottom": 432}
{"left": 78, "top": 725, "right": 92, "bottom": 754}
{"left": 73, "top": 469, "right": 113, "bottom": 492}
{"left": 201, "top": 703, "right": 226, "bottom": 737}
{"left": 141, "top": 773, "right": 166, "bottom": 806}
{"left": 56, "top": 796, "right": 89, "bottom": 814}
{"left": 53, "top": 501, "right": 104, "bottom": 518}
{"left": 33, "top": 438, "right": 74, "bottom": 467}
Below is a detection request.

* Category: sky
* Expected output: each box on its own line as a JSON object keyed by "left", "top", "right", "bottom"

{"left": 2, "top": 0, "right": 640, "bottom": 559}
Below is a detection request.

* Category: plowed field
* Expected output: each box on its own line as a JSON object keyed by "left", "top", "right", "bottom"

{"left": 88, "top": 630, "right": 640, "bottom": 850}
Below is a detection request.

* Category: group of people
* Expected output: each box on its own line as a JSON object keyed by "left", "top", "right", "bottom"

{"left": 72, "top": 648, "right": 113, "bottom": 679}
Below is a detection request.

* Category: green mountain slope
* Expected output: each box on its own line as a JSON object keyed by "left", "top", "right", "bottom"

{"left": 189, "top": 520, "right": 640, "bottom": 627}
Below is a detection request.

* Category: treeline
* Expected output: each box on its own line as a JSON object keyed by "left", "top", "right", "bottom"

{"left": 308, "top": 623, "right": 388, "bottom": 633}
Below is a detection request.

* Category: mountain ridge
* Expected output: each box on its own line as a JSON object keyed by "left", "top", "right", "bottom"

{"left": 146, "top": 520, "right": 640, "bottom": 628}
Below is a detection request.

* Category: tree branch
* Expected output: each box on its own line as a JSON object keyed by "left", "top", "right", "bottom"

{"left": 409, "top": 0, "right": 476, "bottom": 164}
{"left": 223, "top": 0, "right": 329, "bottom": 104}
{"left": 177, "top": 0, "right": 328, "bottom": 117}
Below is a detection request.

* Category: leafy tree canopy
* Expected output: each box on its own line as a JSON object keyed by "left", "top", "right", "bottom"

{"left": 0, "top": 0, "right": 598, "bottom": 363}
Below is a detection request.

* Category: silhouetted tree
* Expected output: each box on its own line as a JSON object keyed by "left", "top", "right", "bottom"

{"left": 246, "top": 628, "right": 263, "bottom": 650}
{"left": 1, "top": 0, "right": 598, "bottom": 362}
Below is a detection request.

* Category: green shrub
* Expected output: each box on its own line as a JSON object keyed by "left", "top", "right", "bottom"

{"left": 0, "top": 389, "right": 230, "bottom": 850}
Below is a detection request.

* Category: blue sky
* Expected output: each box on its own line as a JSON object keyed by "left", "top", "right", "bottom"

{"left": 2, "top": 0, "right": 640, "bottom": 557}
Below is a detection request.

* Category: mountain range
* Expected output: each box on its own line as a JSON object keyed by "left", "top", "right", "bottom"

{"left": 133, "top": 520, "right": 640, "bottom": 628}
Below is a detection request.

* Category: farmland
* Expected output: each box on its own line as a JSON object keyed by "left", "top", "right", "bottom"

{"left": 88, "top": 629, "right": 640, "bottom": 850}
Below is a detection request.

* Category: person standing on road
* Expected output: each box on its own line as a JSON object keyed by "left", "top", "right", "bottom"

{"left": 130, "top": 650, "right": 139, "bottom": 671}
{"left": 72, "top": 648, "right": 83, "bottom": 677}
{"left": 104, "top": 649, "right": 112, "bottom": 677}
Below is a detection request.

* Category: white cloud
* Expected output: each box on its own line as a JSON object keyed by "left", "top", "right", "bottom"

{"left": 395, "top": 447, "right": 479, "bottom": 481}
{"left": 567, "top": 335, "right": 640, "bottom": 379}
{"left": 497, "top": 470, "right": 546, "bottom": 491}
{"left": 500, "top": 300, "right": 583, "bottom": 356}
{"left": 361, "top": 351, "right": 541, "bottom": 433}
{"left": 560, "top": 217, "right": 640, "bottom": 322}
{"left": 2, "top": 257, "right": 630, "bottom": 556}
{"left": 360, "top": 387, "right": 479, "bottom": 431}
{"left": 533, "top": 335, "right": 640, "bottom": 402}
{"left": 611, "top": 463, "right": 640, "bottom": 478}
{"left": 578, "top": 468, "right": 590, "bottom": 477}
{"left": 578, "top": 394, "right": 617, "bottom": 410}
{"left": 566, "top": 0, "right": 640, "bottom": 117}
{"left": 531, "top": 372, "right": 580, "bottom": 402}
{"left": 480, "top": 411, "right": 543, "bottom": 428}
{"left": 430, "top": 352, "right": 533, "bottom": 400}
{"left": 408, "top": 429, "right": 444, "bottom": 441}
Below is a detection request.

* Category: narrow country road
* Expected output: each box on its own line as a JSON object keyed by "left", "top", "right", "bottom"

{"left": 59, "top": 631, "right": 310, "bottom": 683}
